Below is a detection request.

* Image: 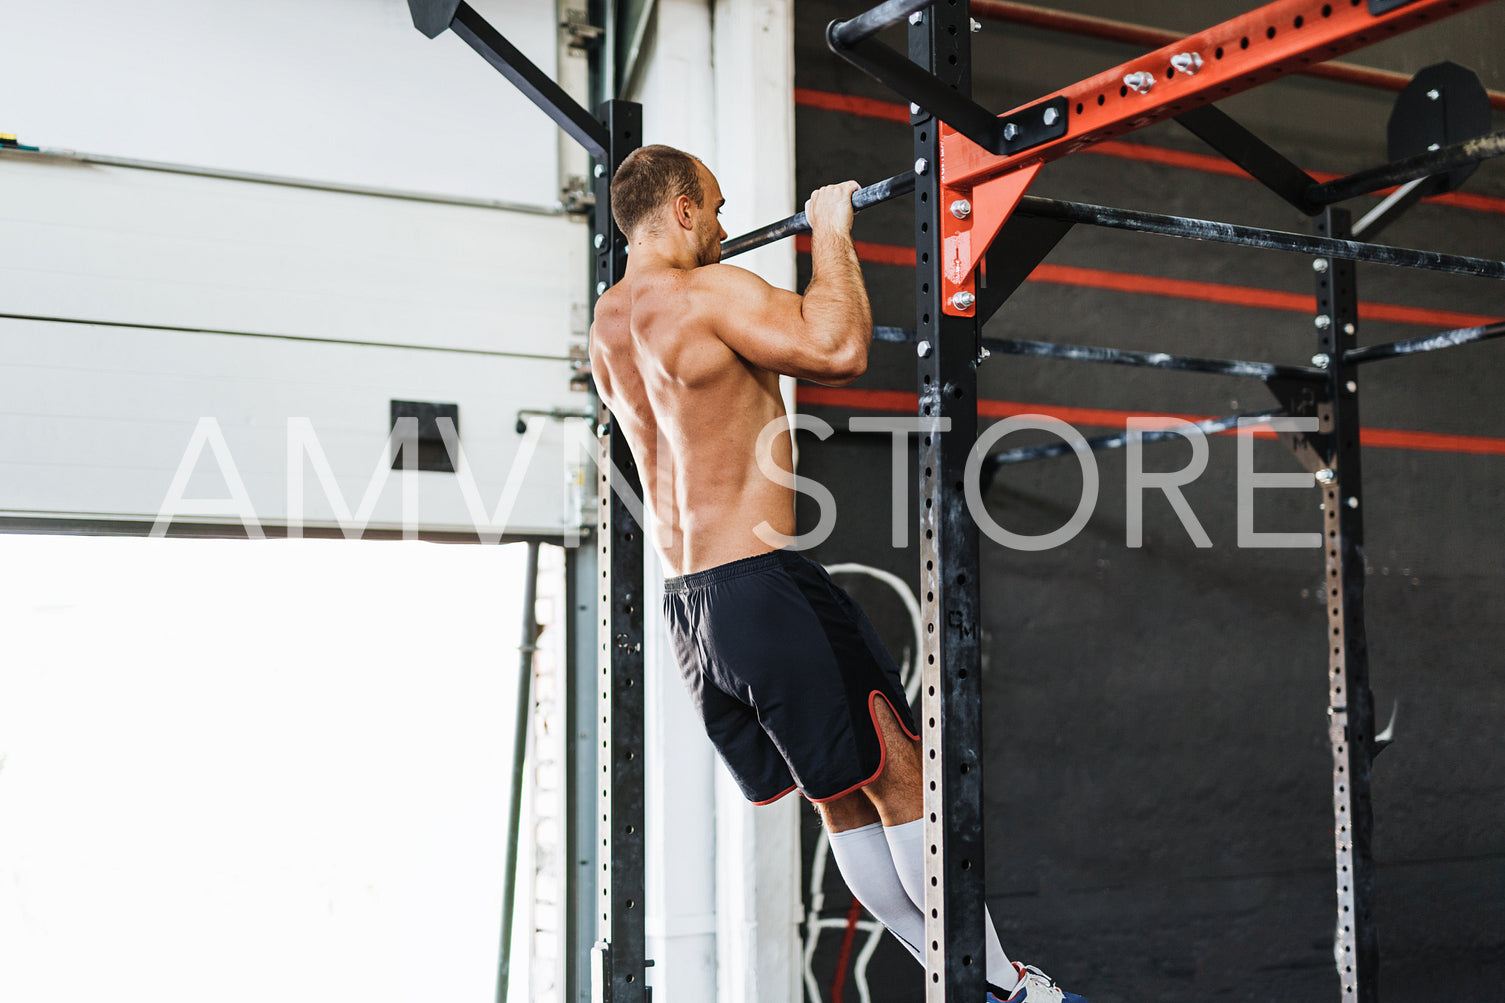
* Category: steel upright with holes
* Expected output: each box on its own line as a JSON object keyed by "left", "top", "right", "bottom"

{"left": 911, "top": 5, "right": 988, "bottom": 1002}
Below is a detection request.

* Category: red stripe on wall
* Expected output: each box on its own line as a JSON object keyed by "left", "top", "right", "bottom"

{"left": 798, "top": 385, "right": 1505, "bottom": 457}
{"left": 794, "top": 236, "right": 1503, "bottom": 330}
{"left": 792, "top": 88, "right": 1505, "bottom": 217}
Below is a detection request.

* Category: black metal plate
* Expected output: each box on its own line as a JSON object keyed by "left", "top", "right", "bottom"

{"left": 997, "top": 97, "right": 1069, "bottom": 156}
{"left": 1387, "top": 62, "right": 1491, "bottom": 192}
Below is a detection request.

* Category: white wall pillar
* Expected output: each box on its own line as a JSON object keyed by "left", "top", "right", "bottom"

{"left": 631, "top": 5, "right": 723, "bottom": 1003}
{"left": 712, "top": 5, "right": 803, "bottom": 1003}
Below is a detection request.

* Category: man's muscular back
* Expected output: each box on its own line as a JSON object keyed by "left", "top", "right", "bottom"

{"left": 590, "top": 152, "right": 871, "bottom": 577}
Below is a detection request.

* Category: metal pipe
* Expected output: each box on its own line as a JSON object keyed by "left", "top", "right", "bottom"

{"left": 828, "top": 0, "right": 934, "bottom": 49}
{"left": 1307, "top": 130, "right": 1505, "bottom": 206}
{"left": 981, "top": 336, "right": 1322, "bottom": 381}
{"left": 984, "top": 408, "right": 1282, "bottom": 468}
{"left": 969, "top": 0, "right": 1505, "bottom": 113}
{"left": 497, "top": 541, "right": 542, "bottom": 1003}
{"left": 1015, "top": 195, "right": 1505, "bottom": 279}
{"left": 1344, "top": 320, "right": 1505, "bottom": 365}
{"left": 719, "top": 170, "right": 916, "bottom": 259}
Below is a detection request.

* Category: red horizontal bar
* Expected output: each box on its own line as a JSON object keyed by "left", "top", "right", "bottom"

{"left": 793, "top": 235, "right": 1504, "bottom": 330}
{"left": 970, "top": 0, "right": 1505, "bottom": 113}
{"left": 798, "top": 385, "right": 1505, "bottom": 457}
{"left": 792, "top": 88, "right": 1505, "bottom": 217}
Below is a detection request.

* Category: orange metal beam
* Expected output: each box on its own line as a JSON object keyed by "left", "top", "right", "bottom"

{"left": 940, "top": 0, "right": 1501, "bottom": 315}
{"left": 970, "top": 0, "right": 1505, "bottom": 113}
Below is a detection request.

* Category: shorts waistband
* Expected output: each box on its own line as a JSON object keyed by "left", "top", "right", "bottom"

{"left": 663, "top": 549, "right": 794, "bottom": 594}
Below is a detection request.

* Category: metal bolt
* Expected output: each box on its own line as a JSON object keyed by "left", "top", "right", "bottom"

{"left": 910, "top": 102, "right": 922, "bottom": 115}
{"left": 1343, "top": 322, "right": 1356, "bottom": 335}
{"left": 1312, "top": 353, "right": 1331, "bottom": 368}
{"left": 970, "top": 17, "right": 982, "bottom": 32}
{"left": 1427, "top": 143, "right": 1441, "bottom": 152}
{"left": 1313, "top": 258, "right": 1329, "bottom": 273}
{"left": 1123, "top": 71, "right": 1155, "bottom": 94}
{"left": 593, "top": 164, "right": 605, "bottom": 178}
{"left": 1315, "top": 314, "right": 1332, "bottom": 330}
{"left": 1170, "top": 52, "right": 1203, "bottom": 75}
{"left": 951, "top": 291, "right": 976, "bottom": 311}
{"left": 1427, "top": 88, "right": 1441, "bottom": 100}
{"left": 917, "top": 340, "right": 933, "bottom": 358}
{"left": 1346, "top": 380, "right": 1358, "bottom": 393}
{"left": 1316, "top": 468, "right": 1336, "bottom": 485}
{"left": 950, "top": 199, "right": 972, "bottom": 219}
{"left": 1347, "top": 496, "right": 1359, "bottom": 509}
{"left": 1003, "top": 122, "right": 1019, "bottom": 142}
{"left": 596, "top": 281, "right": 607, "bottom": 295}
{"left": 915, "top": 158, "right": 929, "bottom": 176}
{"left": 593, "top": 233, "right": 605, "bottom": 248}
{"left": 977, "top": 346, "right": 992, "bottom": 362}
{"left": 909, "top": 10, "right": 923, "bottom": 24}
{"left": 1042, "top": 107, "right": 1059, "bottom": 126}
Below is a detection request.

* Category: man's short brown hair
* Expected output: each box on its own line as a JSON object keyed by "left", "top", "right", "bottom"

{"left": 610, "top": 145, "right": 705, "bottom": 237}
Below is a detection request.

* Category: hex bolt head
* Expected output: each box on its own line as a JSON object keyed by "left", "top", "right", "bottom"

{"left": 1315, "top": 314, "right": 1332, "bottom": 330}
{"left": 1042, "top": 107, "right": 1059, "bottom": 126}
{"left": 915, "top": 158, "right": 929, "bottom": 176}
{"left": 1343, "top": 322, "right": 1356, "bottom": 335}
{"left": 1002, "top": 122, "right": 1019, "bottom": 141}
{"left": 950, "top": 199, "right": 972, "bottom": 219}
{"left": 917, "top": 340, "right": 933, "bottom": 358}
{"left": 596, "top": 281, "right": 607, "bottom": 295}
{"left": 1346, "top": 380, "right": 1358, "bottom": 394}
{"left": 593, "top": 164, "right": 606, "bottom": 178}
{"left": 908, "top": 10, "right": 923, "bottom": 24}
{"left": 1312, "top": 353, "right": 1331, "bottom": 368}
{"left": 593, "top": 233, "right": 606, "bottom": 248}
{"left": 1427, "top": 88, "right": 1441, "bottom": 100}
{"left": 1313, "top": 258, "right": 1329, "bottom": 273}
{"left": 970, "top": 17, "right": 982, "bottom": 32}
{"left": 1347, "top": 496, "right": 1360, "bottom": 509}
{"left": 1170, "top": 51, "right": 1204, "bottom": 75}
{"left": 910, "top": 102, "right": 922, "bottom": 115}
{"left": 977, "top": 346, "right": 992, "bottom": 362}
{"left": 1427, "top": 143, "right": 1441, "bottom": 152}
{"left": 1316, "top": 468, "right": 1336, "bottom": 485}
{"left": 951, "top": 291, "right": 976, "bottom": 311}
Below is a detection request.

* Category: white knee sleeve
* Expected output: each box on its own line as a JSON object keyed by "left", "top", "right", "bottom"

{"left": 884, "top": 818, "right": 1018, "bottom": 993}
{"left": 825, "top": 822, "right": 925, "bottom": 963}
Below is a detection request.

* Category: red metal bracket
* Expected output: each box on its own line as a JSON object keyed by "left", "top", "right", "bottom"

{"left": 939, "top": 0, "right": 1500, "bottom": 314}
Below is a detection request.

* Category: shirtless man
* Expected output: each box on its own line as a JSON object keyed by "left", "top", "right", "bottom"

{"left": 589, "top": 144, "right": 1086, "bottom": 1003}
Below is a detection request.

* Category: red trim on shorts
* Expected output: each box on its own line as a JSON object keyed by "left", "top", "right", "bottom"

{"left": 803, "top": 691, "right": 921, "bottom": 805}
{"left": 751, "top": 784, "right": 799, "bottom": 807}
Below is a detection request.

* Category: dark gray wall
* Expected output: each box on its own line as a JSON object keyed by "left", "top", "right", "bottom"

{"left": 786, "top": 3, "right": 1505, "bottom": 1002}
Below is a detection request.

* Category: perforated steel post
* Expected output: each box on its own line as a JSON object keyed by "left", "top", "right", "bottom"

{"left": 1314, "top": 208, "right": 1378, "bottom": 1003}
{"left": 591, "top": 99, "right": 648, "bottom": 1003}
{"left": 911, "top": 4, "right": 988, "bottom": 1001}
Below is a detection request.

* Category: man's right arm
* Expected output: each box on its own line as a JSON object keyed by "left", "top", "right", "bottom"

{"left": 692, "top": 181, "right": 872, "bottom": 386}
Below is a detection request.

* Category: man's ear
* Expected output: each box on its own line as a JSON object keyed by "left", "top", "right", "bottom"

{"left": 673, "top": 194, "right": 695, "bottom": 231}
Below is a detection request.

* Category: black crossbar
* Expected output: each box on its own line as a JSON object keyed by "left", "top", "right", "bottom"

{"left": 720, "top": 171, "right": 916, "bottom": 259}
{"left": 1345, "top": 320, "right": 1505, "bottom": 364}
{"left": 984, "top": 409, "right": 1283, "bottom": 468}
{"left": 445, "top": 2, "right": 609, "bottom": 159}
{"left": 1015, "top": 196, "right": 1505, "bottom": 279}
{"left": 828, "top": 0, "right": 933, "bottom": 47}
{"left": 982, "top": 336, "right": 1322, "bottom": 382}
{"left": 1307, "top": 130, "right": 1505, "bottom": 207}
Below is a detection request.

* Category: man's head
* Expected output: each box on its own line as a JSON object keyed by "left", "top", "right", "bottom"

{"left": 610, "top": 145, "right": 726, "bottom": 265}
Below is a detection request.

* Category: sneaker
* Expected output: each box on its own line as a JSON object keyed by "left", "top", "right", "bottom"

{"left": 986, "top": 963, "right": 1089, "bottom": 1003}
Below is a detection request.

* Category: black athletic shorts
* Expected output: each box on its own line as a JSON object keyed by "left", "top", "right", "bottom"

{"left": 663, "top": 548, "right": 919, "bottom": 805}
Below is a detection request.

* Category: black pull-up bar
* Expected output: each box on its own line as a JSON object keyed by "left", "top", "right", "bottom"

{"left": 828, "top": 0, "right": 934, "bottom": 47}
{"left": 1307, "top": 129, "right": 1505, "bottom": 207}
{"left": 719, "top": 171, "right": 917, "bottom": 260}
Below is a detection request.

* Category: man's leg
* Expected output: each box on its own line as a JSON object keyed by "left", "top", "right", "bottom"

{"left": 861, "top": 699, "right": 1022, "bottom": 997}
{"left": 820, "top": 788, "right": 927, "bottom": 962}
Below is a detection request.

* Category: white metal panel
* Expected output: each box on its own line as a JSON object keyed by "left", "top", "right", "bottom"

{"left": 0, "top": 316, "right": 592, "bottom": 536}
{"left": 0, "top": 0, "right": 562, "bottom": 206}
{"left": 0, "top": 157, "right": 586, "bottom": 356}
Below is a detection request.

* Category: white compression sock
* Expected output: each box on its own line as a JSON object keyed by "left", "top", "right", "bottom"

{"left": 884, "top": 818, "right": 1019, "bottom": 994}
{"left": 825, "top": 821, "right": 925, "bottom": 963}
